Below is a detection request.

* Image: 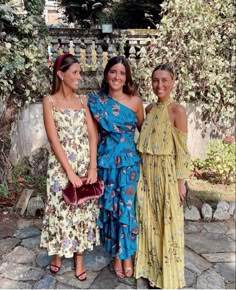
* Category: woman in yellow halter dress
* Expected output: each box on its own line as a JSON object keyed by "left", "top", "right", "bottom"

{"left": 135, "top": 64, "right": 191, "bottom": 289}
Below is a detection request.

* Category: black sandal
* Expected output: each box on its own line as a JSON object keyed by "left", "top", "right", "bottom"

{"left": 50, "top": 264, "right": 61, "bottom": 274}
{"left": 74, "top": 253, "right": 87, "bottom": 281}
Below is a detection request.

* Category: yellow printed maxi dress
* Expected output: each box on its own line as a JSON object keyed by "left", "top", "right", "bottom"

{"left": 40, "top": 96, "right": 100, "bottom": 258}
{"left": 134, "top": 99, "right": 191, "bottom": 289}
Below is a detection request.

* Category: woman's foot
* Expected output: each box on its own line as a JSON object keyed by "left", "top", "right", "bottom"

{"left": 50, "top": 254, "right": 61, "bottom": 274}
{"left": 114, "top": 257, "right": 125, "bottom": 278}
{"left": 74, "top": 253, "right": 87, "bottom": 281}
{"left": 123, "top": 258, "right": 133, "bottom": 277}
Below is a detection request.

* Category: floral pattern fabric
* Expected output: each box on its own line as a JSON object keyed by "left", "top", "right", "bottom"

{"left": 40, "top": 96, "right": 100, "bottom": 258}
{"left": 88, "top": 90, "right": 140, "bottom": 259}
{"left": 134, "top": 99, "right": 191, "bottom": 289}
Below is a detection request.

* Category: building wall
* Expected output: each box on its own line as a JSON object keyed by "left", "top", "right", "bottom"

{"left": 44, "top": 0, "right": 62, "bottom": 24}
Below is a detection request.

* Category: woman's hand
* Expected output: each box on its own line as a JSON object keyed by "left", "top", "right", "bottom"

{"left": 178, "top": 179, "right": 186, "bottom": 203}
{"left": 86, "top": 168, "right": 97, "bottom": 184}
{"left": 67, "top": 171, "right": 83, "bottom": 187}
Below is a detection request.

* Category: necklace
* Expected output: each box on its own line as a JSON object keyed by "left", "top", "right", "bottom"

{"left": 112, "top": 95, "right": 127, "bottom": 102}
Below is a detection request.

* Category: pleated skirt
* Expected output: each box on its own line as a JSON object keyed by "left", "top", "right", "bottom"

{"left": 135, "top": 154, "right": 185, "bottom": 289}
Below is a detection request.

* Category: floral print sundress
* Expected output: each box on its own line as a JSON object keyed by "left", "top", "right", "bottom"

{"left": 88, "top": 90, "right": 140, "bottom": 260}
{"left": 40, "top": 95, "right": 100, "bottom": 258}
{"left": 134, "top": 98, "right": 191, "bottom": 288}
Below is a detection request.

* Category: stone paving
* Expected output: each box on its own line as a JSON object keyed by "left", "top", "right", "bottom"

{"left": 0, "top": 214, "right": 235, "bottom": 289}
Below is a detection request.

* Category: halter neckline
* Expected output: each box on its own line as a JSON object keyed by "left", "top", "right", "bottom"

{"left": 157, "top": 98, "right": 174, "bottom": 106}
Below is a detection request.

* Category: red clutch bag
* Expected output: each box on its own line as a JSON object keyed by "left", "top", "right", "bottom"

{"left": 62, "top": 177, "right": 104, "bottom": 206}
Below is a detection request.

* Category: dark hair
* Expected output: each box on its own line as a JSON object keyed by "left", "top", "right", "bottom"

{"left": 51, "top": 54, "right": 79, "bottom": 94}
{"left": 101, "top": 56, "right": 136, "bottom": 96}
{"left": 152, "top": 63, "right": 175, "bottom": 79}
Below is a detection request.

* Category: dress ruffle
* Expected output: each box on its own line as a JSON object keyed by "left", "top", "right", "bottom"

{"left": 97, "top": 166, "right": 139, "bottom": 259}
{"left": 88, "top": 90, "right": 140, "bottom": 259}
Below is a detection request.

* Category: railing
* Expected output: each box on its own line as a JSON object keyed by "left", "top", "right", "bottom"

{"left": 48, "top": 28, "right": 159, "bottom": 70}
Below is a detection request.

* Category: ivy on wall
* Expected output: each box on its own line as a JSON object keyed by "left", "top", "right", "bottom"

{"left": 0, "top": 0, "right": 51, "bottom": 184}
{"left": 0, "top": 0, "right": 50, "bottom": 118}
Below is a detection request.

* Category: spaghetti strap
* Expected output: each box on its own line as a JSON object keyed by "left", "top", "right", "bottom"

{"left": 79, "top": 95, "right": 85, "bottom": 109}
{"left": 47, "top": 95, "right": 55, "bottom": 111}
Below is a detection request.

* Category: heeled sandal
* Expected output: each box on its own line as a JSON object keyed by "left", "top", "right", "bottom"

{"left": 50, "top": 255, "right": 61, "bottom": 274}
{"left": 123, "top": 259, "right": 133, "bottom": 277}
{"left": 149, "top": 281, "right": 160, "bottom": 289}
{"left": 124, "top": 267, "right": 133, "bottom": 277}
{"left": 74, "top": 253, "right": 87, "bottom": 281}
{"left": 50, "top": 264, "right": 61, "bottom": 274}
{"left": 113, "top": 258, "right": 125, "bottom": 278}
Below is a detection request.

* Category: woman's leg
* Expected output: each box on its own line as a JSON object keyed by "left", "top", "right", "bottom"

{"left": 74, "top": 252, "right": 87, "bottom": 281}
{"left": 50, "top": 254, "right": 61, "bottom": 274}
{"left": 114, "top": 257, "right": 125, "bottom": 278}
{"left": 123, "top": 258, "right": 133, "bottom": 277}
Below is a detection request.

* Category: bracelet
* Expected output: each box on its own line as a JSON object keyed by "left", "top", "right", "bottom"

{"left": 88, "top": 167, "right": 97, "bottom": 170}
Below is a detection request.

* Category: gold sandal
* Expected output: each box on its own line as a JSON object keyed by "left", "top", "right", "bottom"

{"left": 114, "top": 257, "right": 125, "bottom": 278}
{"left": 123, "top": 259, "right": 133, "bottom": 277}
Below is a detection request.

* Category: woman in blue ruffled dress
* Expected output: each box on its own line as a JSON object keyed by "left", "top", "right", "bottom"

{"left": 88, "top": 56, "right": 144, "bottom": 278}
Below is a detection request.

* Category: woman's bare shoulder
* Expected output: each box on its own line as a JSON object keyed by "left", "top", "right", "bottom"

{"left": 145, "top": 102, "right": 155, "bottom": 114}
{"left": 130, "top": 94, "right": 142, "bottom": 103}
{"left": 43, "top": 95, "right": 51, "bottom": 105}
{"left": 170, "top": 102, "right": 186, "bottom": 115}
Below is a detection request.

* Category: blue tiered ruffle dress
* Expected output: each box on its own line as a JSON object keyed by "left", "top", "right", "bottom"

{"left": 88, "top": 90, "right": 140, "bottom": 259}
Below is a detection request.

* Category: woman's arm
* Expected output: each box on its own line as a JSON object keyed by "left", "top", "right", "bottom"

{"left": 145, "top": 103, "right": 154, "bottom": 115}
{"left": 174, "top": 104, "right": 188, "bottom": 133}
{"left": 173, "top": 104, "right": 188, "bottom": 202}
{"left": 135, "top": 97, "right": 144, "bottom": 131}
{"left": 83, "top": 97, "right": 98, "bottom": 184}
{"left": 43, "top": 97, "right": 83, "bottom": 187}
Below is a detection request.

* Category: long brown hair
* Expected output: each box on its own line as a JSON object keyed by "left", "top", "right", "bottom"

{"left": 51, "top": 53, "right": 79, "bottom": 94}
{"left": 101, "top": 56, "right": 136, "bottom": 96}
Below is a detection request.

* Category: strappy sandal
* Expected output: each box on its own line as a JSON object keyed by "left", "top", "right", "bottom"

{"left": 74, "top": 253, "right": 87, "bottom": 281}
{"left": 50, "top": 264, "right": 61, "bottom": 274}
{"left": 114, "top": 257, "right": 125, "bottom": 278}
{"left": 149, "top": 281, "right": 160, "bottom": 289}
{"left": 50, "top": 255, "right": 61, "bottom": 274}
{"left": 123, "top": 258, "right": 133, "bottom": 277}
{"left": 124, "top": 267, "right": 133, "bottom": 277}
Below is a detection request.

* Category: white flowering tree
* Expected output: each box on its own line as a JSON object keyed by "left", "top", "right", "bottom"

{"left": 133, "top": 0, "right": 235, "bottom": 127}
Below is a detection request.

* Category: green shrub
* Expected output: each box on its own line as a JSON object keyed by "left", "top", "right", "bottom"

{"left": 0, "top": 184, "right": 9, "bottom": 198}
{"left": 11, "top": 158, "right": 46, "bottom": 195}
{"left": 192, "top": 138, "right": 235, "bottom": 184}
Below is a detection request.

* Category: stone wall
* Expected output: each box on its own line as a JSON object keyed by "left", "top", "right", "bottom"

{"left": 9, "top": 102, "right": 231, "bottom": 165}
{"left": 9, "top": 104, "right": 48, "bottom": 164}
{"left": 8, "top": 28, "right": 234, "bottom": 164}
{"left": 48, "top": 28, "right": 159, "bottom": 73}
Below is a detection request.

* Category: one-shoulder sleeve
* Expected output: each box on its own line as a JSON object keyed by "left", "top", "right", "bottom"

{"left": 87, "top": 90, "right": 121, "bottom": 136}
{"left": 172, "top": 128, "right": 191, "bottom": 179}
{"left": 87, "top": 91, "right": 99, "bottom": 115}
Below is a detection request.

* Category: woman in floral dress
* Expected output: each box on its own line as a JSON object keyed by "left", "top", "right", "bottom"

{"left": 135, "top": 63, "right": 191, "bottom": 288}
{"left": 88, "top": 56, "right": 144, "bottom": 278}
{"left": 40, "top": 53, "right": 100, "bottom": 281}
